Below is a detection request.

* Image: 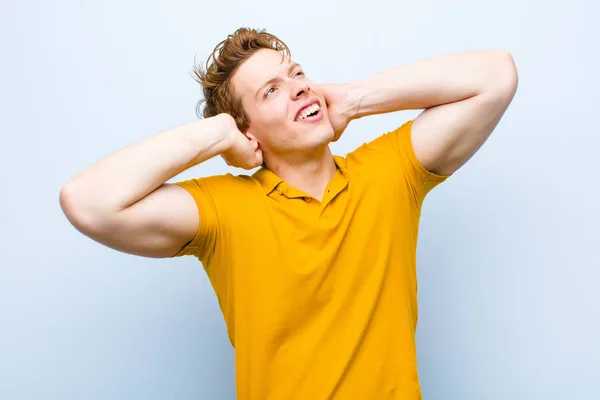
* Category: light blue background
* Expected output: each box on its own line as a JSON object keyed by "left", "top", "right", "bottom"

{"left": 1, "top": 0, "right": 598, "bottom": 399}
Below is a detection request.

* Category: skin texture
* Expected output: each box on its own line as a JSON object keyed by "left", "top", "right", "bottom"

{"left": 230, "top": 49, "right": 340, "bottom": 199}
{"left": 341, "top": 49, "right": 518, "bottom": 176}
{"left": 60, "top": 47, "right": 518, "bottom": 258}
{"left": 229, "top": 48, "right": 518, "bottom": 195}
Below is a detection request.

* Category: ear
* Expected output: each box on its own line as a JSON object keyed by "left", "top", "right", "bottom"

{"left": 245, "top": 131, "right": 259, "bottom": 143}
{"left": 244, "top": 131, "right": 261, "bottom": 151}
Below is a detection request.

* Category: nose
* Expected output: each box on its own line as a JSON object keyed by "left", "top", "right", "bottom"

{"left": 291, "top": 81, "right": 310, "bottom": 99}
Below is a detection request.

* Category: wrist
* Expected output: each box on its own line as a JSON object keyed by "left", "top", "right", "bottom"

{"left": 343, "top": 81, "right": 364, "bottom": 121}
{"left": 210, "top": 113, "right": 237, "bottom": 153}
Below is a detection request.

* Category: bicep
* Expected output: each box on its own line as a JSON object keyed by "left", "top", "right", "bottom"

{"left": 87, "top": 183, "right": 200, "bottom": 258}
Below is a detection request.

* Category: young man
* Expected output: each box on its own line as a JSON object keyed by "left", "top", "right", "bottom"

{"left": 60, "top": 28, "right": 517, "bottom": 399}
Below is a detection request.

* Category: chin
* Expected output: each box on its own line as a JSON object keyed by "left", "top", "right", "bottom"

{"left": 306, "top": 125, "right": 335, "bottom": 149}
{"left": 285, "top": 121, "right": 335, "bottom": 151}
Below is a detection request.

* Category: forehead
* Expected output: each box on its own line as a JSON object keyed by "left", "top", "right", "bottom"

{"left": 231, "top": 49, "right": 294, "bottom": 95}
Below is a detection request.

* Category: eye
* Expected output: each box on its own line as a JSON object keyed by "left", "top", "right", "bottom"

{"left": 294, "top": 70, "right": 305, "bottom": 77}
{"left": 264, "top": 87, "right": 276, "bottom": 98}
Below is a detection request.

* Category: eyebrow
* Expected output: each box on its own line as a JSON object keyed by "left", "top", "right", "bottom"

{"left": 255, "top": 62, "right": 302, "bottom": 99}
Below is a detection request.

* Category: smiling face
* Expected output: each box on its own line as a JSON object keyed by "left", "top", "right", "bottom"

{"left": 230, "top": 49, "right": 334, "bottom": 165}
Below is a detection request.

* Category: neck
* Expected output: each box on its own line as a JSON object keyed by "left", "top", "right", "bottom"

{"left": 266, "top": 146, "right": 337, "bottom": 201}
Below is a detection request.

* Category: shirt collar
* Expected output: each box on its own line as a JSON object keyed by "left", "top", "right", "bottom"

{"left": 253, "top": 155, "right": 348, "bottom": 195}
{"left": 253, "top": 167, "right": 284, "bottom": 195}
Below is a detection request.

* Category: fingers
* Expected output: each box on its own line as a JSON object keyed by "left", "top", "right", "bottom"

{"left": 255, "top": 148, "right": 263, "bottom": 166}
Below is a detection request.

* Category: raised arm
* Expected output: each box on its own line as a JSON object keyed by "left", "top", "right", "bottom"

{"left": 59, "top": 113, "right": 262, "bottom": 258}
{"left": 328, "top": 50, "right": 518, "bottom": 176}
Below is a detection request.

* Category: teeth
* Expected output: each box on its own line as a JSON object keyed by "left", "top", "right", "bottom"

{"left": 298, "top": 103, "right": 320, "bottom": 120}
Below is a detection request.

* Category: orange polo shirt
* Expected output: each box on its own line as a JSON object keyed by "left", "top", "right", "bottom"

{"left": 173, "top": 119, "right": 449, "bottom": 399}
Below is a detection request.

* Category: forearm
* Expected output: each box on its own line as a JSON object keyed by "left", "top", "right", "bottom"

{"left": 61, "top": 115, "right": 230, "bottom": 215}
{"left": 346, "top": 50, "right": 515, "bottom": 119}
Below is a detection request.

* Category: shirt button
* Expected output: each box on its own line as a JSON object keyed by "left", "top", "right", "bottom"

{"left": 304, "top": 197, "right": 312, "bottom": 203}
{"left": 277, "top": 187, "right": 283, "bottom": 195}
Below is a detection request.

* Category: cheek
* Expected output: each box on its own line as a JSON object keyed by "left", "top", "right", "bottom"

{"left": 274, "top": 97, "right": 290, "bottom": 119}
{"left": 249, "top": 102, "right": 288, "bottom": 142}
{"left": 259, "top": 99, "right": 290, "bottom": 125}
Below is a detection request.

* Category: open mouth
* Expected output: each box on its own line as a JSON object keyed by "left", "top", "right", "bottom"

{"left": 295, "top": 103, "right": 322, "bottom": 122}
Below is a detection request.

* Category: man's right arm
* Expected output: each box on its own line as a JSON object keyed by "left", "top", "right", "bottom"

{"left": 59, "top": 113, "right": 261, "bottom": 258}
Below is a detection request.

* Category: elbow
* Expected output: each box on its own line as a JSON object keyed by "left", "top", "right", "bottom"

{"left": 501, "top": 51, "right": 518, "bottom": 94}
{"left": 59, "top": 182, "right": 89, "bottom": 232}
{"left": 59, "top": 182, "right": 106, "bottom": 235}
{"left": 478, "top": 50, "right": 518, "bottom": 103}
{"left": 492, "top": 50, "right": 519, "bottom": 96}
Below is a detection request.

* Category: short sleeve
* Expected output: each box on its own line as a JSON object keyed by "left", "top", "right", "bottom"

{"left": 170, "top": 174, "right": 235, "bottom": 262}
{"left": 357, "top": 119, "right": 451, "bottom": 210}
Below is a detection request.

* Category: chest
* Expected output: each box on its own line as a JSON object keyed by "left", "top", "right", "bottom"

{"left": 228, "top": 177, "right": 416, "bottom": 272}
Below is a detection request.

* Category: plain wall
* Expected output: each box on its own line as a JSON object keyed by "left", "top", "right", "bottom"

{"left": 1, "top": 0, "right": 598, "bottom": 398}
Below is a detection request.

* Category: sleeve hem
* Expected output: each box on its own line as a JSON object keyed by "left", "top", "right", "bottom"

{"left": 170, "top": 180, "right": 211, "bottom": 258}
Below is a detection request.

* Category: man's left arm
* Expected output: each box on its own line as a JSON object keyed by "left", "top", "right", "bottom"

{"left": 335, "top": 50, "right": 518, "bottom": 176}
